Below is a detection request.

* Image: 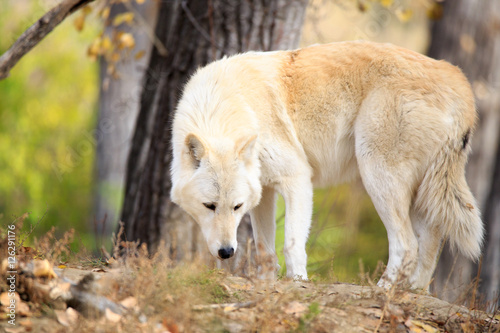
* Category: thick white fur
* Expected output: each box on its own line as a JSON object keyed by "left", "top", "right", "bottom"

{"left": 170, "top": 41, "right": 483, "bottom": 289}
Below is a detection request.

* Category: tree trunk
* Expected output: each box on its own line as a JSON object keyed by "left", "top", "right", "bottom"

{"left": 119, "top": 0, "right": 308, "bottom": 271}
{"left": 427, "top": 0, "right": 500, "bottom": 308}
{"left": 94, "top": 1, "right": 157, "bottom": 243}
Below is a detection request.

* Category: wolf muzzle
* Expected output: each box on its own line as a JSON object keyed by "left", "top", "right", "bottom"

{"left": 218, "top": 247, "right": 235, "bottom": 259}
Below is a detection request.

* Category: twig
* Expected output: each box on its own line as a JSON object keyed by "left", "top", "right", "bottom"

{"left": 192, "top": 300, "right": 258, "bottom": 311}
{"left": 0, "top": 0, "right": 94, "bottom": 80}
{"left": 122, "top": 0, "right": 168, "bottom": 56}
{"left": 181, "top": 0, "right": 223, "bottom": 51}
{"left": 470, "top": 255, "right": 483, "bottom": 309}
{"left": 18, "top": 208, "right": 48, "bottom": 247}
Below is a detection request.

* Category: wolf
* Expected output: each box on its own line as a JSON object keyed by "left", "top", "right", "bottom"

{"left": 170, "top": 41, "right": 483, "bottom": 289}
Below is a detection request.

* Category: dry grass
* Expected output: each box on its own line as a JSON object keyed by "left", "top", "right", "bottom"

{"left": 1, "top": 216, "right": 499, "bottom": 332}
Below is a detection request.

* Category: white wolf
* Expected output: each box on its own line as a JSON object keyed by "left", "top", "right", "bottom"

{"left": 170, "top": 41, "right": 483, "bottom": 289}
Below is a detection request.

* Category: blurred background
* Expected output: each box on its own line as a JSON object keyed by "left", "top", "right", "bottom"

{"left": 0, "top": 0, "right": 498, "bottom": 308}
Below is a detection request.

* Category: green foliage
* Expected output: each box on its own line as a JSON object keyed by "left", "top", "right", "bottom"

{"left": 0, "top": 1, "right": 99, "bottom": 241}
{"left": 276, "top": 185, "right": 388, "bottom": 282}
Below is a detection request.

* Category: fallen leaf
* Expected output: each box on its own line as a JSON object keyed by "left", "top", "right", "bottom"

{"left": 1, "top": 259, "right": 8, "bottom": 273}
{"left": 56, "top": 307, "right": 79, "bottom": 327}
{"left": 120, "top": 296, "right": 137, "bottom": 309}
{"left": 0, "top": 292, "right": 11, "bottom": 306}
{"left": 224, "top": 305, "right": 237, "bottom": 312}
{"left": 411, "top": 319, "right": 439, "bottom": 333}
{"left": 33, "top": 259, "right": 57, "bottom": 279}
{"left": 91, "top": 268, "right": 107, "bottom": 273}
{"left": 105, "top": 308, "right": 122, "bottom": 322}
{"left": 107, "top": 257, "right": 117, "bottom": 265}
{"left": 162, "top": 318, "right": 179, "bottom": 333}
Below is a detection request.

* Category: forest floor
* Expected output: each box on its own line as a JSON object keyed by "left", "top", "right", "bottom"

{"left": 1, "top": 232, "right": 499, "bottom": 333}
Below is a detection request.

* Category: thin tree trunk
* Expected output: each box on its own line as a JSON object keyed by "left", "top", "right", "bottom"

{"left": 427, "top": 0, "right": 500, "bottom": 308}
{"left": 94, "top": 0, "right": 157, "bottom": 242}
{"left": 120, "top": 0, "right": 308, "bottom": 271}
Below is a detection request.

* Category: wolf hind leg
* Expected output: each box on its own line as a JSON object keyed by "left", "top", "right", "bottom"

{"left": 409, "top": 211, "right": 443, "bottom": 290}
{"left": 355, "top": 152, "right": 419, "bottom": 288}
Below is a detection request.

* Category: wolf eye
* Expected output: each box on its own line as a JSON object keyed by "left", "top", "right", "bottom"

{"left": 203, "top": 203, "right": 216, "bottom": 211}
{"left": 234, "top": 203, "right": 243, "bottom": 211}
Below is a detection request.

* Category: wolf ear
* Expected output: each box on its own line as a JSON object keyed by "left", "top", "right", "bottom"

{"left": 185, "top": 133, "right": 208, "bottom": 168}
{"left": 236, "top": 135, "right": 258, "bottom": 164}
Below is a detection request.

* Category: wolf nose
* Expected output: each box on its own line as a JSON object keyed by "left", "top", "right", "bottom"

{"left": 218, "top": 247, "right": 234, "bottom": 259}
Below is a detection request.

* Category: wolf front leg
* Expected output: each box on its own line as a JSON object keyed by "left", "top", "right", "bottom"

{"left": 279, "top": 174, "right": 313, "bottom": 280}
{"left": 250, "top": 186, "right": 278, "bottom": 279}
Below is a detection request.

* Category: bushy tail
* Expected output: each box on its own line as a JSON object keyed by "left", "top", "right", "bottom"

{"left": 413, "top": 139, "right": 484, "bottom": 260}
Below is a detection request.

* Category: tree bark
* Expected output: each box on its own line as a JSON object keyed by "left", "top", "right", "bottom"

{"left": 120, "top": 0, "right": 308, "bottom": 271}
{"left": 427, "top": 0, "right": 500, "bottom": 308}
{"left": 94, "top": 0, "right": 157, "bottom": 243}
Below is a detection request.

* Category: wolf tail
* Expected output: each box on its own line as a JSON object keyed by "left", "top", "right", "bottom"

{"left": 413, "top": 130, "right": 484, "bottom": 260}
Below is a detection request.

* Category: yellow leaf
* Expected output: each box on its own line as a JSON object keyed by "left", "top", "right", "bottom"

{"left": 74, "top": 15, "right": 85, "bottom": 32}
{"left": 134, "top": 50, "right": 146, "bottom": 60}
{"left": 120, "top": 33, "right": 136, "bottom": 49}
{"left": 380, "top": 0, "right": 393, "bottom": 8}
{"left": 82, "top": 5, "right": 92, "bottom": 15}
{"left": 101, "top": 7, "right": 111, "bottom": 20}
{"left": 87, "top": 37, "right": 102, "bottom": 60}
{"left": 427, "top": 3, "right": 443, "bottom": 20}
{"left": 411, "top": 320, "right": 439, "bottom": 333}
{"left": 395, "top": 8, "right": 413, "bottom": 22}
{"left": 113, "top": 12, "right": 135, "bottom": 26}
{"left": 101, "top": 36, "right": 112, "bottom": 51}
{"left": 110, "top": 52, "right": 121, "bottom": 63}
{"left": 57, "top": 264, "right": 67, "bottom": 269}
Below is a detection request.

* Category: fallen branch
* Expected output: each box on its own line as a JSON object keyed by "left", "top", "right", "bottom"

{"left": 192, "top": 300, "right": 258, "bottom": 312}
{"left": 0, "top": 0, "right": 94, "bottom": 80}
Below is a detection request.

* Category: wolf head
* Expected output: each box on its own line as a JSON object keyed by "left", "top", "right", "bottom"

{"left": 170, "top": 132, "right": 262, "bottom": 260}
